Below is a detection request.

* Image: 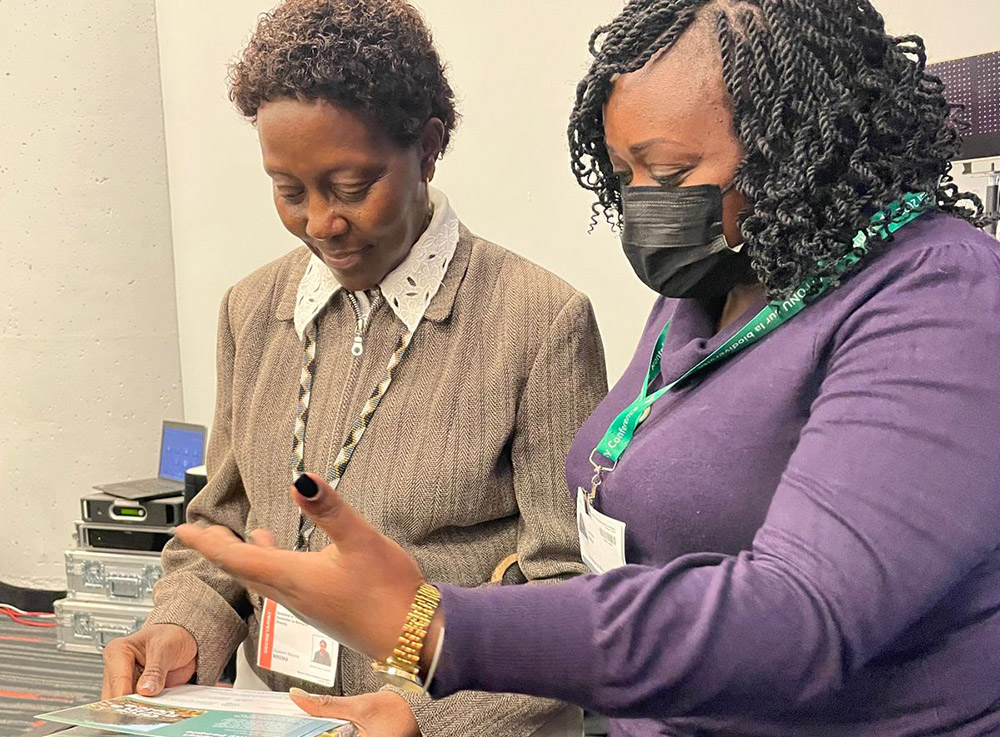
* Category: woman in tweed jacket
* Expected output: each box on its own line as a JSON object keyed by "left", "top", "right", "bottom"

{"left": 101, "top": 2, "right": 607, "bottom": 736}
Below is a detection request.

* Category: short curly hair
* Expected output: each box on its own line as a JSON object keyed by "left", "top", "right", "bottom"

{"left": 230, "top": 0, "right": 459, "bottom": 152}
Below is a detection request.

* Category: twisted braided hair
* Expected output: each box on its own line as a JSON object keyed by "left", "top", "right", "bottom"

{"left": 569, "top": 0, "right": 985, "bottom": 298}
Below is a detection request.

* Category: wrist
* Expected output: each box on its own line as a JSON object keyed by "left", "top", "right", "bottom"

{"left": 418, "top": 608, "right": 444, "bottom": 678}
{"left": 372, "top": 583, "right": 443, "bottom": 693}
{"left": 373, "top": 691, "right": 420, "bottom": 737}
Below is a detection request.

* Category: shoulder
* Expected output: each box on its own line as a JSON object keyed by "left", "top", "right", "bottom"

{"left": 810, "top": 213, "right": 1000, "bottom": 321}
{"left": 857, "top": 212, "right": 1000, "bottom": 288}
{"left": 459, "top": 225, "right": 591, "bottom": 320}
{"left": 819, "top": 212, "right": 1000, "bottom": 354}
{"left": 453, "top": 225, "right": 606, "bottom": 388}
{"left": 222, "top": 247, "right": 310, "bottom": 329}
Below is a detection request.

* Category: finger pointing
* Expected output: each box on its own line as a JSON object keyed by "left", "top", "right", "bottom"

{"left": 290, "top": 474, "right": 377, "bottom": 551}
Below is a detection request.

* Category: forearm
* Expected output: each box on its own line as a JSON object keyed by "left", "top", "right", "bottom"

{"left": 147, "top": 440, "right": 252, "bottom": 683}
{"left": 147, "top": 543, "right": 250, "bottom": 684}
{"left": 427, "top": 557, "right": 853, "bottom": 720}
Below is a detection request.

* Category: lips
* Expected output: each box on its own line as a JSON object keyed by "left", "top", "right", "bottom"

{"left": 312, "top": 243, "right": 372, "bottom": 270}
{"left": 325, "top": 247, "right": 366, "bottom": 259}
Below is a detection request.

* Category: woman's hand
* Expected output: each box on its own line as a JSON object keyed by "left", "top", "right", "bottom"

{"left": 174, "top": 473, "right": 428, "bottom": 662}
{"left": 101, "top": 624, "right": 198, "bottom": 699}
{"left": 291, "top": 689, "right": 420, "bottom": 737}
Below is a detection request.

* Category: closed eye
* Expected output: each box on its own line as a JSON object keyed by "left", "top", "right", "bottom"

{"left": 612, "top": 170, "right": 689, "bottom": 189}
{"left": 277, "top": 188, "right": 305, "bottom": 204}
{"left": 332, "top": 170, "right": 386, "bottom": 203}
{"left": 334, "top": 182, "right": 376, "bottom": 203}
{"left": 649, "top": 167, "right": 691, "bottom": 188}
{"left": 653, "top": 173, "right": 688, "bottom": 188}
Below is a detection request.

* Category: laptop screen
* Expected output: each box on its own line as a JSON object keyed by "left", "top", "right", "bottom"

{"left": 159, "top": 423, "right": 206, "bottom": 482}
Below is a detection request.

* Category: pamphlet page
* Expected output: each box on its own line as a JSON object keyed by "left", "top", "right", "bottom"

{"left": 37, "top": 685, "right": 352, "bottom": 737}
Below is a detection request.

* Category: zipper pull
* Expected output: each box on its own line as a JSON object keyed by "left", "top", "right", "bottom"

{"left": 346, "top": 291, "right": 365, "bottom": 357}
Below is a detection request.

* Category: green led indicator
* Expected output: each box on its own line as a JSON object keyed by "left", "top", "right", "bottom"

{"left": 120, "top": 508, "right": 142, "bottom": 516}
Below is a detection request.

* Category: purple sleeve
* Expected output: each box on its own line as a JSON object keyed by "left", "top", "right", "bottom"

{"left": 430, "top": 243, "right": 1000, "bottom": 719}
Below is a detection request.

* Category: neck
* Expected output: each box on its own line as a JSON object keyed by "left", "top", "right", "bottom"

{"left": 716, "top": 282, "right": 766, "bottom": 333}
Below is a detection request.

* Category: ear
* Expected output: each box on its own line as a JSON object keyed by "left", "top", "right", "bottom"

{"left": 418, "top": 118, "right": 446, "bottom": 182}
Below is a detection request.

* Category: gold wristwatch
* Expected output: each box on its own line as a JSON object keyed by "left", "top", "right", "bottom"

{"left": 371, "top": 583, "right": 441, "bottom": 693}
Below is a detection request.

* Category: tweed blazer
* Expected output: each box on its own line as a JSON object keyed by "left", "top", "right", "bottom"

{"left": 147, "top": 225, "right": 608, "bottom": 736}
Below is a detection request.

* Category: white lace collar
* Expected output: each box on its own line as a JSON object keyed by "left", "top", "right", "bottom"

{"left": 293, "top": 187, "right": 460, "bottom": 339}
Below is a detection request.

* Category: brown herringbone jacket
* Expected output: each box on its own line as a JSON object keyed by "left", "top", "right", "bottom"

{"left": 146, "top": 225, "right": 608, "bottom": 736}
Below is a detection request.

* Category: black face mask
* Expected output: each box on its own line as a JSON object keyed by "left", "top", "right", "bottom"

{"left": 620, "top": 184, "right": 756, "bottom": 299}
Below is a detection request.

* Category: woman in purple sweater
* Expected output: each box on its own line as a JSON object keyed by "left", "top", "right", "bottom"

{"left": 177, "top": 1, "right": 1000, "bottom": 735}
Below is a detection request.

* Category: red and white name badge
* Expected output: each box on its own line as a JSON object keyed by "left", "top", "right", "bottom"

{"left": 258, "top": 598, "right": 340, "bottom": 687}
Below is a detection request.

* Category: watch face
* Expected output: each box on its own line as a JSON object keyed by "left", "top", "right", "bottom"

{"left": 372, "top": 663, "right": 425, "bottom": 694}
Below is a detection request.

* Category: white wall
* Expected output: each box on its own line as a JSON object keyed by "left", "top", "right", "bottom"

{"left": 0, "top": 0, "right": 182, "bottom": 587}
{"left": 878, "top": 0, "right": 1000, "bottom": 62}
{"left": 153, "top": 1, "right": 281, "bottom": 428}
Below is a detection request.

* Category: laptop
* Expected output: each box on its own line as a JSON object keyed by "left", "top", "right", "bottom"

{"left": 95, "top": 420, "right": 207, "bottom": 501}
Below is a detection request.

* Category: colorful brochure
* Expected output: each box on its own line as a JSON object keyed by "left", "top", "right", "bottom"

{"left": 37, "top": 685, "right": 352, "bottom": 737}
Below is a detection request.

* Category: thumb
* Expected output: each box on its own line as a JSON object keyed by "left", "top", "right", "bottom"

{"left": 136, "top": 647, "right": 169, "bottom": 697}
{"left": 289, "top": 688, "right": 362, "bottom": 721}
{"left": 291, "top": 474, "right": 376, "bottom": 549}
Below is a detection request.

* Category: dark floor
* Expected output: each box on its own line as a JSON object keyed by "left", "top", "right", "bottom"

{"left": 0, "top": 615, "right": 103, "bottom": 736}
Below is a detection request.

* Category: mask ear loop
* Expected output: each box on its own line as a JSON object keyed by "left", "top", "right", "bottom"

{"left": 717, "top": 180, "right": 744, "bottom": 252}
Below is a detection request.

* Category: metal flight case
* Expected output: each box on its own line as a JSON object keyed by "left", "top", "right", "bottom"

{"left": 53, "top": 597, "right": 152, "bottom": 654}
{"left": 64, "top": 548, "right": 162, "bottom": 605}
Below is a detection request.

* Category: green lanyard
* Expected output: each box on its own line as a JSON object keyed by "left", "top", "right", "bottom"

{"left": 588, "top": 192, "right": 932, "bottom": 501}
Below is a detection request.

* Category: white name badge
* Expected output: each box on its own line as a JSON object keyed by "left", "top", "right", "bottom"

{"left": 258, "top": 598, "right": 339, "bottom": 687}
{"left": 576, "top": 487, "right": 627, "bottom": 574}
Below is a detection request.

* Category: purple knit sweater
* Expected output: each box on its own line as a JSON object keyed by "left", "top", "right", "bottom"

{"left": 431, "top": 213, "right": 1000, "bottom": 736}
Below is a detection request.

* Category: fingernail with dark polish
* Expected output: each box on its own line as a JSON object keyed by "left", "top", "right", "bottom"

{"left": 294, "top": 474, "right": 320, "bottom": 499}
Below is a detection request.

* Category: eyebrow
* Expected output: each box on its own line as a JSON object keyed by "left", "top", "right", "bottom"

{"left": 604, "top": 136, "right": 695, "bottom": 160}
{"left": 263, "top": 164, "right": 385, "bottom": 181}
{"left": 629, "top": 137, "right": 691, "bottom": 155}
{"left": 263, "top": 163, "right": 294, "bottom": 177}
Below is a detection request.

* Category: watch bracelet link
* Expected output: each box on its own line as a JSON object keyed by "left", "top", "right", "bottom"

{"left": 376, "top": 583, "right": 441, "bottom": 680}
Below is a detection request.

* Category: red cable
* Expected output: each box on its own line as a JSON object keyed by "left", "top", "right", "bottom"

{"left": 0, "top": 609, "right": 55, "bottom": 627}
{"left": 2, "top": 611, "right": 56, "bottom": 629}
{"left": 0, "top": 607, "right": 56, "bottom": 628}
{"left": 1, "top": 607, "right": 53, "bottom": 621}
{"left": 0, "top": 602, "right": 55, "bottom": 617}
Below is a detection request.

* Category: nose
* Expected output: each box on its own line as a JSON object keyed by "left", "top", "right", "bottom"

{"left": 305, "top": 197, "right": 349, "bottom": 241}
